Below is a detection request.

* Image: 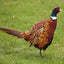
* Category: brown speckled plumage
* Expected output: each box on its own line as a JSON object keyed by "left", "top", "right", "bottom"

{"left": 0, "top": 7, "right": 61, "bottom": 57}
{"left": 29, "top": 19, "right": 57, "bottom": 50}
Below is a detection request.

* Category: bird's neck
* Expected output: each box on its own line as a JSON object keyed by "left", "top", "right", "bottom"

{"left": 50, "top": 10, "right": 57, "bottom": 20}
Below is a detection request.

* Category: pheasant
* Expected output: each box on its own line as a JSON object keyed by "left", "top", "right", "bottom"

{"left": 0, "top": 7, "right": 61, "bottom": 57}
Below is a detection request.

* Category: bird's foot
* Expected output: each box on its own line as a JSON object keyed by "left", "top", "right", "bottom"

{"left": 40, "top": 55, "right": 44, "bottom": 58}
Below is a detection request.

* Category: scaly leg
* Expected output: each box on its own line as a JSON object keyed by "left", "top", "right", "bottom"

{"left": 40, "top": 49, "right": 43, "bottom": 58}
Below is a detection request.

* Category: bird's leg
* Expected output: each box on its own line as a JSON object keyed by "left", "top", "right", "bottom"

{"left": 29, "top": 43, "right": 32, "bottom": 47}
{"left": 40, "top": 49, "right": 43, "bottom": 58}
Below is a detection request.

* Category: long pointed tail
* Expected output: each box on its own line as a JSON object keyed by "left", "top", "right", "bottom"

{"left": 0, "top": 28, "right": 25, "bottom": 38}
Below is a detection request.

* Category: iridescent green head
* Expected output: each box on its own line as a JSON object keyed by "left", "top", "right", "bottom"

{"left": 51, "top": 7, "right": 61, "bottom": 17}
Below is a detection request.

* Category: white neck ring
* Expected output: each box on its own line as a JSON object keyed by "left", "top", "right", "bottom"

{"left": 50, "top": 16, "right": 57, "bottom": 20}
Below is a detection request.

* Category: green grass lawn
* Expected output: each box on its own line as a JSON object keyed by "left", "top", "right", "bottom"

{"left": 0, "top": 0, "right": 64, "bottom": 64}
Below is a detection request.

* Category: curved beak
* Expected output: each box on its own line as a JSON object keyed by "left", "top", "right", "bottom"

{"left": 59, "top": 9, "right": 62, "bottom": 12}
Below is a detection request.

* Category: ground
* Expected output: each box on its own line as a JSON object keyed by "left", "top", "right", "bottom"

{"left": 0, "top": 0, "right": 64, "bottom": 64}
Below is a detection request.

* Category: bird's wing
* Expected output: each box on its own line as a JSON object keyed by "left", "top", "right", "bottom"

{"left": 29, "top": 27, "right": 44, "bottom": 46}
{"left": 29, "top": 19, "right": 48, "bottom": 46}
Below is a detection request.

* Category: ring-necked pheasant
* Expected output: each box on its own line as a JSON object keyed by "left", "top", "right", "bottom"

{"left": 0, "top": 7, "right": 61, "bottom": 57}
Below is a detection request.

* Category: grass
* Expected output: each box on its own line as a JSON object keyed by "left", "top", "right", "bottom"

{"left": 0, "top": 0, "right": 64, "bottom": 64}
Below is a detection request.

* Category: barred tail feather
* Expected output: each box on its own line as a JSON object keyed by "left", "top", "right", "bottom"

{"left": 0, "top": 28, "right": 24, "bottom": 38}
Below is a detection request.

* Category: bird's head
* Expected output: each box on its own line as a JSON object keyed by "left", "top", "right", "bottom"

{"left": 50, "top": 7, "right": 62, "bottom": 20}
{"left": 51, "top": 7, "right": 62, "bottom": 17}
